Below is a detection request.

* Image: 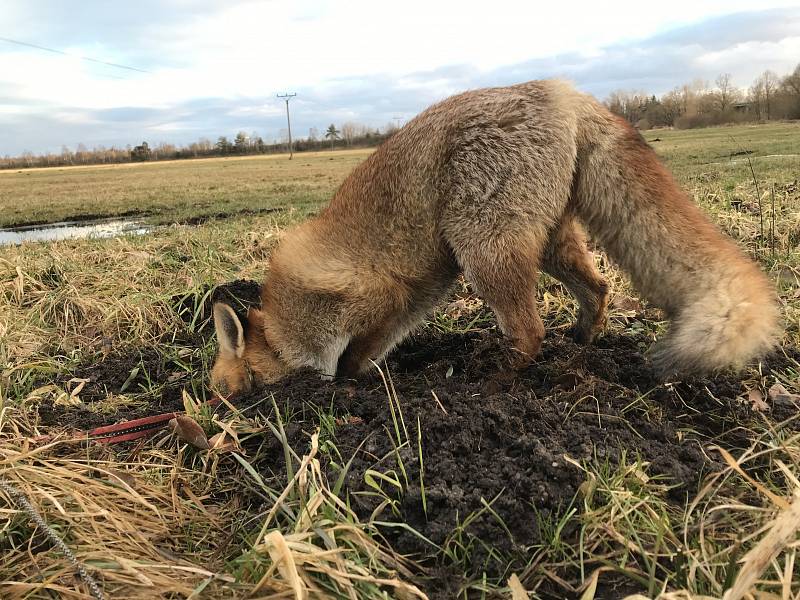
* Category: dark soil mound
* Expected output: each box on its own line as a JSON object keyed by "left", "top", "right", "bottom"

{"left": 37, "top": 279, "right": 800, "bottom": 597}
{"left": 40, "top": 280, "right": 262, "bottom": 430}
{"left": 172, "top": 278, "right": 262, "bottom": 328}
{"left": 238, "top": 327, "right": 798, "bottom": 592}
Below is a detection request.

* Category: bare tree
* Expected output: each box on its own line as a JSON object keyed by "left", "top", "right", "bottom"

{"left": 660, "top": 88, "right": 684, "bottom": 125}
{"left": 340, "top": 122, "right": 368, "bottom": 146}
{"left": 603, "top": 90, "right": 648, "bottom": 122}
{"left": 755, "top": 70, "right": 780, "bottom": 119}
{"left": 749, "top": 79, "right": 765, "bottom": 120}
{"left": 75, "top": 143, "right": 90, "bottom": 165}
{"left": 782, "top": 63, "right": 800, "bottom": 96}
{"left": 715, "top": 73, "right": 735, "bottom": 112}
{"left": 60, "top": 145, "right": 73, "bottom": 165}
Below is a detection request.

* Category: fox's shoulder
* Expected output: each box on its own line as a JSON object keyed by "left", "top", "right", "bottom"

{"left": 268, "top": 223, "right": 410, "bottom": 302}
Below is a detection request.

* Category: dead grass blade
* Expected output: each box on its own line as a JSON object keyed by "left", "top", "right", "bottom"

{"left": 714, "top": 446, "right": 791, "bottom": 510}
{"left": 507, "top": 573, "right": 529, "bottom": 599}
{"left": 247, "top": 430, "right": 428, "bottom": 599}
{"left": 723, "top": 495, "right": 800, "bottom": 600}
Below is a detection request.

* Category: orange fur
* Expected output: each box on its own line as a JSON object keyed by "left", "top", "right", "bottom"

{"left": 209, "top": 79, "right": 780, "bottom": 396}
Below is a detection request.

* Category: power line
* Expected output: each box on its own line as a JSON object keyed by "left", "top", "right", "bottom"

{"left": 0, "top": 36, "right": 150, "bottom": 73}
{"left": 277, "top": 93, "right": 297, "bottom": 160}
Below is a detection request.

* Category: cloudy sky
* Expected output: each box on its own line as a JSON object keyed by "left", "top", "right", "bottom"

{"left": 1, "top": 1, "right": 799, "bottom": 156}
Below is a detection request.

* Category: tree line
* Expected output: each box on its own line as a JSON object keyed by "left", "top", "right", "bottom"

{"left": 0, "top": 121, "right": 400, "bottom": 170}
{"left": 3, "top": 64, "right": 799, "bottom": 170}
{"left": 605, "top": 63, "right": 800, "bottom": 129}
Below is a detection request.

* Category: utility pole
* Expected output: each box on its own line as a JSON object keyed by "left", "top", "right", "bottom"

{"left": 392, "top": 116, "right": 403, "bottom": 130}
{"left": 277, "top": 93, "right": 297, "bottom": 159}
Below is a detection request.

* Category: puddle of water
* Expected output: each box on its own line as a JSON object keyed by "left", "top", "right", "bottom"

{"left": 0, "top": 218, "right": 152, "bottom": 246}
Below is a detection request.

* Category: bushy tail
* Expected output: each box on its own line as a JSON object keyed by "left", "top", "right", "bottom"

{"left": 648, "top": 269, "right": 780, "bottom": 376}
{"left": 572, "top": 104, "right": 780, "bottom": 376}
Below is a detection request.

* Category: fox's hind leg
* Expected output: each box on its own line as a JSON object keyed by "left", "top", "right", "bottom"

{"left": 441, "top": 117, "right": 580, "bottom": 367}
{"left": 446, "top": 227, "right": 548, "bottom": 368}
{"left": 542, "top": 215, "right": 609, "bottom": 344}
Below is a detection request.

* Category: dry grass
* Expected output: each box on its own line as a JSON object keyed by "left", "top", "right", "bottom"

{"left": 0, "top": 149, "right": 370, "bottom": 227}
{"left": 1, "top": 124, "right": 799, "bottom": 598}
{"left": 0, "top": 393, "right": 428, "bottom": 599}
{"left": 1, "top": 390, "right": 238, "bottom": 598}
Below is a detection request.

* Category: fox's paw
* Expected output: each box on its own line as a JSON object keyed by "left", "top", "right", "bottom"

{"left": 506, "top": 344, "right": 535, "bottom": 371}
{"left": 572, "top": 311, "right": 607, "bottom": 345}
{"left": 572, "top": 324, "right": 602, "bottom": 345}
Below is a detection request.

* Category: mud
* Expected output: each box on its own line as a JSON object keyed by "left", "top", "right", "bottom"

{"left": 179, "top": 206, "right": 284, "bottom": 226}
{"left": 37, "top": 346, "right": 189, "bottom": 430}
{"left": 37, "top": 280, "right": 800, "bottom": 597}
{"left": 40, "top": 280, "right": 263, "bottom": 430}
{"left": 4, "top": 206, "right": 283, "bottom": 230}
{"left": 3, "top": 209, "right": 149, "bottom": 230}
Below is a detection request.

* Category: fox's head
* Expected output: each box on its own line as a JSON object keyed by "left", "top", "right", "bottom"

{"left": 209, "top": 302, "right": 287, "bottom": 397}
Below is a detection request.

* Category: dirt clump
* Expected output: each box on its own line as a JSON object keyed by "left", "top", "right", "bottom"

{"left": 172, "top": 279, "right": 262, "bottom": 329}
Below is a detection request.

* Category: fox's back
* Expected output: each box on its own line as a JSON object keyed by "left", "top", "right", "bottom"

{"left": 313, "top": 81, "right": 593, "bottom": 271}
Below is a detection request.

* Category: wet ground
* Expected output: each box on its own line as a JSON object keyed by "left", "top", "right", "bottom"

{"left": 0, "top": 207, "right": 284, "bottom": 245}
{"left": 37, "top": 279, "right": 800, "bottom": 597}
{"left": 0, "top": 216, "right": 151, "bottom": 245}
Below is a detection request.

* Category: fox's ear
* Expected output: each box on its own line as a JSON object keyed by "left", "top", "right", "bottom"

{"left": 213, "top": 303, "right": 245, "bottom": 358}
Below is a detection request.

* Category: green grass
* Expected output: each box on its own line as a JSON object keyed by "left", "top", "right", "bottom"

{"left": 647, "top": 122, "right": 799, "bottom": 169}
{"left": 1, "top": 123, "right": 799, "bottom": 599}
{"left": 648, "top": 123, "right": 800, "bottom": 230}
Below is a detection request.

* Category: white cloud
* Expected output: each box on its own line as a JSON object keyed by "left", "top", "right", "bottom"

{"left": 694, "top": 37, "right": 800, "bottom": 75}
{"left": 0, "top": 1, "right": 798, "bottom": 154}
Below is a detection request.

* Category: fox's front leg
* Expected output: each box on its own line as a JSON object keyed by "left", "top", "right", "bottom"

{"left": 336, "top": 316, "right": 403, "bottom": 378}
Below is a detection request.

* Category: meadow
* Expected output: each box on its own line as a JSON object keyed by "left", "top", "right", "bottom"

{"left": 0, "top": 122, "right": 799, "bottom": 599}
{"left": 0, "top": 149, "right": 369, "bottom": 227}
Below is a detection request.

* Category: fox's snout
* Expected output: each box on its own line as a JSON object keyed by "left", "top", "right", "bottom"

{"left": 210, "top": 302, "right": 285, "bottom": 397}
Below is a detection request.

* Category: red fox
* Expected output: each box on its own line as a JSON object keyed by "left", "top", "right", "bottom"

{"left": 210, "top": 80, "right": 779, "bottom": 396}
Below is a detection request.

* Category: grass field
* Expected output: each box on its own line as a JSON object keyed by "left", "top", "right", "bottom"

{"left": 0, "top": 149, "right": 369, "bottom": 227}
{"left": 1, "top": 122, "right": 799, "bottom": 599}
